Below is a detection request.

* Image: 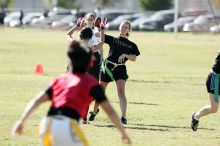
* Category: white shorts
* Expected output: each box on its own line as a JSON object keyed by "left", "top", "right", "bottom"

{"left": 39, "top": 116, "right": 88, "bottom": 146}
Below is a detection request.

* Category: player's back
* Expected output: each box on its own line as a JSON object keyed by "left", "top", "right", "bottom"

{"left": 50, "top": 72, "right": 99, "bottom": 117}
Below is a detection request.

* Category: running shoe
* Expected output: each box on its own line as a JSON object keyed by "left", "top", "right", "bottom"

{"left": 88, "top": 109, "right": 99, "bottom": 121}
{"left": 191, "top": 112, "right": 199, "bottom": 131}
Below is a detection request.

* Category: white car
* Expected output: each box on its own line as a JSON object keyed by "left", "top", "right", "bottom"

{"left": 183, "top": 14, "right": 220, "bottom": 32}
{"left": 22, "top": 12, "right": 42, "bottom": 25}
{"left": 4, "top": 11, "right": 21, "bottom": 27}
{"left": 210, "top": 24, "right": 220, "bottom": 33}
{"left": 164, "top": 16, "right": 195, "bottom": 32}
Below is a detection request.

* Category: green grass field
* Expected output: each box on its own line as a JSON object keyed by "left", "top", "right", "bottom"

{"left": 1, "top": 28, "right": 220, "bottom": 146}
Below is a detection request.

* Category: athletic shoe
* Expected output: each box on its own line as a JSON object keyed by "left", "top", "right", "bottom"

{"left": 88, "top": 109, "right": 99, "bottom": 121}
{"left": 121, "top": 117, "right": 127, "bottom": 124}
{"left": 82, "top": 120, "right": 88, "bottom": 124}
{"left": 191, "top": 112, "right": 199, "bottom": 131}
{"left": 82, "top": 117, "right": 88, "bottom": 124}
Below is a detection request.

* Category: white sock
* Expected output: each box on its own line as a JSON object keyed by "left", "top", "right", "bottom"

{"left": 194, "top": 113, "right": 199, "bottom": 121}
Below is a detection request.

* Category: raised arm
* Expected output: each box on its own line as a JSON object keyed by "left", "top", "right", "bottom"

{"left": 94, "top": 30, "right": 104, "bottom": 61}
{"left": 93, "top": 17, "right": 107, "bottom": 52}
{"left": 12, "top": 91, "right": 49, "bottom": 135}
{"left": 66, "top": 18, "right": 85, "bottom": 42}
{"left": 93, "top": 29, "right": 104, "bottom": 51}
{"left": 66, "top": 25, "right": 79, "bottom": 42}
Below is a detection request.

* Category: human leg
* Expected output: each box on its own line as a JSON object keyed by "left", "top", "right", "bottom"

{"left": 196, "top": 94, "right": 219, "bottom": 118}
{"left": 191, "top": 94, "right": 219, "bottom": 131}
{"left": 82, "top": 107, "right": 89, "bottom": 124}
{"left": 88, "top": 81, "right": 108, "bottom": 121}
{"left": 116, "top": 79, "right": 127, "bottom": 124}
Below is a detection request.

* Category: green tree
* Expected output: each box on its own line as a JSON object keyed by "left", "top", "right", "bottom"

{"left": 0, "top": 0, "right": 13, "bottom": 9}
{"left": 139, "top": 0, "right": 172, "bottom": 11}
{"left": 57, "top": 0, "right": 76, "bottom": 9}
{"left": 92, "top": 0, "right": 121, "bottom": 8}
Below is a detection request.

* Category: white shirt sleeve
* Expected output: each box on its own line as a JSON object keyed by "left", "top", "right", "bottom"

{"left": 92, "top": 28, "right": 100, "bottom": 45}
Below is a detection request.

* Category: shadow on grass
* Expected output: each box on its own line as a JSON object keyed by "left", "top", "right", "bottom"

{"left": 93, "top": 123, "right": 214, "bottom": 131}
{"left": 130, "top": 123, "right": 214, "bottom": 131}
{"left": 114, "top": 101, "right": 159, "bottom": 106}
{"left": 128, "top": 79, "right": 203, "bottom": 85}
{"left": 93, "top": 124, "right": 168, "bottom": 132}
{"left": 129, "top": 79, "right": 171, "bottom": 84}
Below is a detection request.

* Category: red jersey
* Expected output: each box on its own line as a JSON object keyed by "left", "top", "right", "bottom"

{"left": 48, "top": 72, "right": 99, "bottom": 117}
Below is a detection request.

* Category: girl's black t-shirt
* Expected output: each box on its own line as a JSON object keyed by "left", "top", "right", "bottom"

{"left": 212, "top": 51, "right": 220, "bottom": 74}
{"left": 105, "top": 34, "right": 140, "bottom": 63}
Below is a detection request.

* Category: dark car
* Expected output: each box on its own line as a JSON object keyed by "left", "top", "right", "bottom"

{"left": 100, "top": 10, "right": 134, "bottom": 22}
{"left": 139, "top": 10, "right": 175, "bottom": 31}
{"left": 131, "top": 12, "right": 154, "bottom": 31}
{"left": 105, "top": 13, "right": 144, "bottom": 30}
{"left": 0, "top": 10, "right": 6, "bottom": 24}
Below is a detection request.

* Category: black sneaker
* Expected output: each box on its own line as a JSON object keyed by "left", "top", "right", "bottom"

{"left": 82, "top": 120, "right": 88, "bottom": 124}
{"left": 121, "top": 117, "right": 127, "bottom": 124}
{"left": 82, "top": 117, "right": 88, "bottom": 124}
{"left": 88, "top": 109, "right": 99, "bottom": 121}
{"left": 191, "top": 112, "right": 199, "bottom": 131}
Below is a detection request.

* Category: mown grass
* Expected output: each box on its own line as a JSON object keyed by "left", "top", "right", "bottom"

{"left": 1, "top": 28, "right": 220, "bottom": 146}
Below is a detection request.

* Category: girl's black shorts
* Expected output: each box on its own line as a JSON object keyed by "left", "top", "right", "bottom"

{"left": 206, "top": 72, "right": 220, "bottom": 95}
{"left": 99, "top": 61, "right": 128, "bottom": 83}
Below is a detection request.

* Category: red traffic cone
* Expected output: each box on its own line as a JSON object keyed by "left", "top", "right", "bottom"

{"left": 35, "top": 64, "right": 44, "bottom": 75}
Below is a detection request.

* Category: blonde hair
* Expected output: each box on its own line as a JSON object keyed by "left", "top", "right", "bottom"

{"left": 85, "top": 13, "right": 96, "bottom": 20}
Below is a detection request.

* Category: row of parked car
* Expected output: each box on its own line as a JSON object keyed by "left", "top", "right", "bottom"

{"left": 1, "top": 8, "right": 220, "bottom": 33}
{"left": 106, "top": 10, "right": 220, "bottom": 33}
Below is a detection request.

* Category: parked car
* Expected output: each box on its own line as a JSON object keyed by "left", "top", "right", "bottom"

{"left": 48, "top": 7, "right": 72, "bottom": 17}
{"left": 4, "top": 11, "right": 22, "bottom": 27}
{"left": 0, "top": 10, "right": 6, "bottom": 24}
{"left": 105, "top": 13, "right": 144, "bottom": 30}
{"left": 164, "top": 16, "right": 195, "bottom": 32}
{"left": 30, "top": 15, "right": 67, "bottom": 29}
{"left": 30, "top": 8, "right": 73, "bottom": 29}
{"left": 100, "top": 10, "right": 134, "bottom": 22}
{"left": 183, "top": 14, "right": 220, "bottom": 32}
{"left": 131, "top": 13, "right": 153, "bottom": 31}
{"left": 138, "top": 10, "right": 175, "bottom": 31}
{"left": 22, "top": 12, "right": 42, "bottom": 25}
{"left": 210, "top": 24, "right": 220, "bottom": 33}
{"left": 51, "top": 14, "right": 76, "bottom": 30}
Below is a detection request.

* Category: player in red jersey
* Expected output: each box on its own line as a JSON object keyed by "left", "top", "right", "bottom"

{"left": 12, "top": 41, "right": 131, "bottom": 146}
{"left": 66, "top": 16, "right": 105, "bottom": 124}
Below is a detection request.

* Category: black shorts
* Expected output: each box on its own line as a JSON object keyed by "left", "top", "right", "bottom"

{"left": 206, "top": 72, "right": 220, "bottom": 94}
{"left": 88, "top": 52, "right": 101, "bottom": 79}
{"left": 99, "top": 61, "right": 129, "bottom": 83}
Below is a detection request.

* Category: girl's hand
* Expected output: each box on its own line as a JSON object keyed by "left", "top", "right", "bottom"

{"left": 118, "top": 54, "right": 127, "bottom": 63}
{"left": 12, "top": 120, "right": 24, "bottom": 136}
{"left": 94, "top": 17, "right": 108, "bottom": 30}
{"left": 76, "top": 18, "right": 85, "bottom": 29}
{"left": 100, "top": 58, "right": 104, "bottom": 65}
{"left": 100, "top": 17, "right": 107, "bottom": 30}
{"left": 122, "top": 133, "right": 132, "bottom": 145}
